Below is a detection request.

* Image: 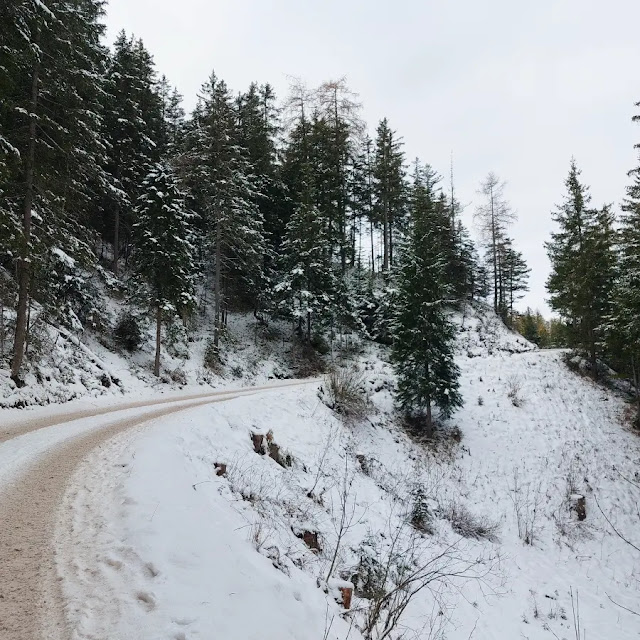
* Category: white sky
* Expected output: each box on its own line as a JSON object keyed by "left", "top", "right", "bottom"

{"left": 105, "top": 0, "right": 640, "bottom": 315}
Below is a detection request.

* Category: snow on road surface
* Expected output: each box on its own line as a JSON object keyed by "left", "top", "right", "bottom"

{"left": 0, "top": 380, "right": 316, "bottom": 640}
{"left": 50, "top": 316, "right": 640, "bottom": 640}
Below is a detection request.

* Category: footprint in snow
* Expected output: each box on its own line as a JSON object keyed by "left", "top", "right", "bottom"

{"left": 135, "top": 590, "right": 157, "bottom": 611}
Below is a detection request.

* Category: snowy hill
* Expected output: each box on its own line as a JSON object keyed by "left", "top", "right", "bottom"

{"left": 49, "top": 305, "right": 640, "bottom": 640}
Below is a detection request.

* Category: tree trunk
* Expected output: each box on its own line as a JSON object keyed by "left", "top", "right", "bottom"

{"left": 154, "top": 305, "right": 162, "bottom": 377}
{"left": 370, "top": 219, "right": 375, "bottom": 275}
{"left": 12, "top": 39, "right": 40, "bottom": 382}
{"left": 589, "top": 328, "right": 597, "bottom": 380}
{"left": 632, "top": 354, "right": 640, "bottom": 420}
{"left": 382, "top": 205, "right": 389, "bottom": 272}
{"left": 24, "top": 295, "right": 32, "bottom": 359}
{"left": 0, "top": 298, "right": 4, "bottom": 360}
{"left": 113, "top": 202, "right": 120, "bottom": 276}
{"left": 214, "top": 216, "right": 221, "bottom": 347}
{"left": 490, "top": 189, "right": 498, "bottom": 314}
{"left": 306, "top": 310, "right": 311, "bottom": 343}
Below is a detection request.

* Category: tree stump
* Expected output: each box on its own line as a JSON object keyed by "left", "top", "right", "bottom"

{"left": 570, "top": 494, "right": 586, "bottom": 521}
{"left": 296, "top": 530, "right": 321, "bottom": 553}
{"left": 251, "top": 432, "right": 265, "bottom": 454}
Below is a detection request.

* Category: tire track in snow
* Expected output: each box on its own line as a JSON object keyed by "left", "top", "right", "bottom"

{"left": 0, "top": 378, "right": 315, "bottom": 444}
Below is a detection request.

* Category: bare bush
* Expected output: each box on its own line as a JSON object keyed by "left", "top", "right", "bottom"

{"left": 359, "top": 522, "right": 498, "bottom": 640}
{"left": 443, "top": 502, "right": 499, "bottom": 542}
{"left": 321, "top": 367, "right": 370, "bottom": 421}
{"left": 509, "top": 468, "right": 544, "bottom": 545}
{"left": 507, "top": 375, "right": 524, "bottom": 407}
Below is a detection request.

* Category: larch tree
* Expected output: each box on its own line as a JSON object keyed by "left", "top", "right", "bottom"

{"left": 474, "top": 172, "right": 516, "bottom": 315}
{"left": 132, "top": 163, "right": 196, "bottom": 377}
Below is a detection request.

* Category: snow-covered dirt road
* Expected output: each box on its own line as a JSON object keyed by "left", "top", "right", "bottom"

{"left": 0, "top": 379, "right": 315, "bottom": 640}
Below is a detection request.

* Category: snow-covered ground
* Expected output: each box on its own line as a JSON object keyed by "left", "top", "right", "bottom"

{"left": 51, "top": 305, "right": 640, "bottom": 640}
{"left": 0, "top": 309, "right": 309, "bottom": 409}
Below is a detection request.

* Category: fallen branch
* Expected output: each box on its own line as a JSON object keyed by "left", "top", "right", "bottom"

{"left": 594, "top": 493, "right": 640, "bottom": 553}
{"left": 606, "top": 592, "right": 640, "bottom": 618}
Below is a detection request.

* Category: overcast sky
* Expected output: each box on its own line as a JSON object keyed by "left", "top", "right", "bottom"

{"left": 105, "top": 0, "right": 640, "bottom": 315}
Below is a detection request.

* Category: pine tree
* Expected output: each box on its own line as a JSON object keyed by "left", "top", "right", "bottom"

{"left": 546, "top": 160, "right": 617, "bottom": 376}
{"left": 391, "top": 162, "right": 462, "bottom": 424}
{"left": 0, "top": 0, "right": 109, "bottom": 381}
{"left": 132, "top": 163, "right": 196, "bottom": 376}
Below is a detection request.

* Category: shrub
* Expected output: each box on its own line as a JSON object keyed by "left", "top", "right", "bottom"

{"left": 409, "top": 485, "right": 434, "bottom": 534}
{"left": 507, "top": 375, "right": 524, "bottom": 407}
{"left": 203, "top": 338, "right": 222, "bottom": 371}
{"left": 310, "top": 332, "right": 331, "bottom": 355}
{"left": 444, "top": 502, "right": 499, "bottom": 542}
{"left": 321, "top": 367, "right": 370, "bottom": 420}
{"left": 114, "top": 312, "right": 143, "bottom": 352}
{"left": 165, "top": 319, "right": 189, "bottom": 359}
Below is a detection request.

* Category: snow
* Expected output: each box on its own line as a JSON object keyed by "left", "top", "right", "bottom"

{"left": 0, "top": 300, "right": 636, "bottom": 638}
{"left": 48, "top": 304, "right": 640, "bottom": 639}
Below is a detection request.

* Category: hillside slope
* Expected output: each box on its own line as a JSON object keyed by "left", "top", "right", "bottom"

{"left": 51, "top": 306, "right": 640, "bottom": 639}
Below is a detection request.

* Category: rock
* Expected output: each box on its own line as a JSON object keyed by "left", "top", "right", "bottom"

{"left": 214, "top": 462, "right": 227, "bottom": 477}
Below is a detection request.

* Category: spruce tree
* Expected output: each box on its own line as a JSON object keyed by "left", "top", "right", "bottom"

{"left": 609, "top": 101, "right": 640, "bottom": 409}
{"left": 276, "top": 180, "right": 336, "bottom": 341}
{"left": 132, "top": 163, "right": 196, "bottom": 376}
{"left": 546, "top": 160, "right": 617, "bottom": 375}
{"left": 372, "top": 119, "right": 406, "bottom": 272}
{"left": 183, "top": 71, "right": 269, "bottom": 345}
{"left": 391, "top": 162, "right": 462, "bottom": 425}
{"left": 499, "top": 238, "right": 530, "bottom": 325}
{"left": 0, "top": 0, "right": 109, "bottom": 381}
{"left": 102, "top": 32, "right": 164, "bottom": 275}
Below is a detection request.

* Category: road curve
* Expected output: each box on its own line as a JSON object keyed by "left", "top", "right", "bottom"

{"left": 0, "top": 378, "right": 315, "bottom": 444}
{"left": 0, "top": 379, "right": 316, "bottom": 640}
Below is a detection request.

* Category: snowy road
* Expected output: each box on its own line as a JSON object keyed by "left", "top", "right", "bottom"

{"left": 0, "top": 379, "right": 316, "bottom": 640}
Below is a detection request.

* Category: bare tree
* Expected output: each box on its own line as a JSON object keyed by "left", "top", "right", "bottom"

{"left": 474, "top": 173, "right": 516, "bottom": 315}
{"left": 360, "top": 520, "right": 498, "bottom": 640}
